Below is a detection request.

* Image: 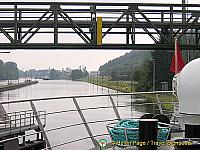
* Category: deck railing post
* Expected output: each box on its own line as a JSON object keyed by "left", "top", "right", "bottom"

{"left": 44, "top": 110, "right": 47, "bottom": 126}
{"left": 30, "top": 101, "right": 52, "bottom": 150}
{"left": 20, "top": 114, "right": 22, "bottom": 131}
{"left": 29, "top": 112, "right": 32, "bottom": 129}
{"left": 24, "top": 111, "right": 26, "bottom": 126}
{"left": 15, "top": 112, "right": 17, "bottom": 127}
{"left": 156, "top": 94, "right": 163, "bottom": 114}
{"left": 9, "top": 116, "right": 11, "bottom": 133}
{"left": 109, "top": 95, "right": 121, "bottom": 120}
{"left": 72, "top": 97, "right": 100, "bottom": 149}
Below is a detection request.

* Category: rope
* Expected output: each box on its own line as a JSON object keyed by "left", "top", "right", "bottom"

{"left": 108, "top": 119, "right": 170, "bottom": 144}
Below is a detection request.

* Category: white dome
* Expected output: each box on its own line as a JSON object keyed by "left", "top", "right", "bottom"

{"left": 178, "top": 58, "right": 200, "bottom": 114}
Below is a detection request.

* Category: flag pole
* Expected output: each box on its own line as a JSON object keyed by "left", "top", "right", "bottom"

{"left": 175, "top": 38, "right": 178, "bottom": 74}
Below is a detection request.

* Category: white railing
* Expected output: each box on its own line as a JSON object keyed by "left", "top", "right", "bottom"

{"left": 0, "top": 91, "right": 176, "bottom": 150}
{"left": 0, "top": 110, "right": 46, "bottom": 133}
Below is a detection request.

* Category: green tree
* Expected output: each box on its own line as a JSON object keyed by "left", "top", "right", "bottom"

{"left": 82, "top": 67, "right": 89, "bottom": 77}
{"left": 0, "top": 60, "right": 6, "bottom": 80}
{"left": 4, "top": 62, "right": 19, "bottom": 80}
{"left": 99, "top": 51, "right": 150, "bottom": 78}
{"left": 110, "top": 70, "right": 117, "bottom": 81}
{"left": 70, "top": 69, "right": 84, "bottom": 80}
{"left": 49, "top": 68, "right": 61, "bottom": 80}
{"left": 151, "top": 50, "right": 174, "bottom": 90}
{"left": 133, "top": 59, "right": 153, "bottom": 92}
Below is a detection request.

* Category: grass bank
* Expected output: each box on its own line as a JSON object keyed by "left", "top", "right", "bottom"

{"left": 82, "top": 77, "right": 134, "bottom": 93}
{"left": 140, "top": 94, "right": 177, "bottom": 110}
{"left": 82, "top": 77, "right": 177, "bottom": 111}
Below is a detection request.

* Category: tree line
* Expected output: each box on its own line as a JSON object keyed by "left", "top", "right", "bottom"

{"left": 99, "top": 48, "right": 200, "bottom": 92}
{"left": 21, "top": 68, "right": 89, "bottom": 80}
{"left": 0, "top": 60, "right": 19, "bottom": 80}
{"left": 70, "top": 67, "right": 89, "bottom": 80}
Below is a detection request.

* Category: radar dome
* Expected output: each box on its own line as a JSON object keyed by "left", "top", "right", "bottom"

{"left": 178, "top": 58, "right": 200, "bottom": 114}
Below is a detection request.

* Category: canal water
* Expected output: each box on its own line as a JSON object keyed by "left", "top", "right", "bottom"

{"left": 0, "top": 80, "right": 145, "bottom": 150}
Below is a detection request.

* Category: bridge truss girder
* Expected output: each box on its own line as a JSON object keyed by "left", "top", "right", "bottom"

{"left": 0, "top": 2, "right": 200, "bottom": 50}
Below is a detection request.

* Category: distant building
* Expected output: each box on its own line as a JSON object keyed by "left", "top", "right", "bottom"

{"left": 36, "top": 69, "right": 50, "bottom": 79}
{"left": 66, "top": 68, "right": 72, "bottom": 74}
{"left": 59, "top": 68, "right": 72, "bottom": 80}
{"left": 89, "top": 71, "right": 98, "bottom": 77}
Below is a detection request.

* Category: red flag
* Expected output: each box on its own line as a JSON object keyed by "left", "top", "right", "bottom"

{"left": 170, "top": 40, "right": 185, "bottom": 74}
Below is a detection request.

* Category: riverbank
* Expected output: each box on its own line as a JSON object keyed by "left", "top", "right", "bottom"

{"left": 0, "top": 80, "right": 38, "bottom": 92}
{"left": 82, "top": 77, "right": 177, "bottom": 110}
{"left": 82, "top": 77, "right": 134, "bottom": 93}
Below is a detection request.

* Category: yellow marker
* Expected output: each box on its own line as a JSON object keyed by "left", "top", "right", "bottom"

{"left": 97, "top": 16, "right": 102, "bottom": 45}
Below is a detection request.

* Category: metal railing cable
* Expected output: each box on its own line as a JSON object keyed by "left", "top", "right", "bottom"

{"left": 0, "top": 91, "right": 172, "bottom": 104}
{"left": 0, "top": 118, "right": 120, "bottom": 143}
{"left": 43, "top": 133, "right": 110, "bottom": 150}
{"left": 0, "top": 91, "right": 175, "bottom": 149}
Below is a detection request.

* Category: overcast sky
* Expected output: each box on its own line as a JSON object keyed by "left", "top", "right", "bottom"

{"left": 0, "top": 0, "right": 199, "bottom": 71}
{"left": 0, "top": 50, "right": 131, "bottom": 71}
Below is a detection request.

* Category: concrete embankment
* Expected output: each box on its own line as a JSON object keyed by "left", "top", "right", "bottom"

{"left": 0, "top": 81, "right": 38, "bottom": 92}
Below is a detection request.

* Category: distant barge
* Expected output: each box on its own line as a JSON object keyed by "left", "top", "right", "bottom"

{"left": 0, "top": 80, "right": 38, "bottom": 92}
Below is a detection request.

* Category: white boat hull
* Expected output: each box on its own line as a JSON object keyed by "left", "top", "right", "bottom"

{"left": 177, "top": 113, "right": 200, "bottom": 130}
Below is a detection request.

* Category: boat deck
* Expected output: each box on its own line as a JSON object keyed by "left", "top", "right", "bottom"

{"left": 0, "top": 92, "right": 185, "bottom": 150}
{"left": 0, "top": 124, "right": 39, "bottom": 138}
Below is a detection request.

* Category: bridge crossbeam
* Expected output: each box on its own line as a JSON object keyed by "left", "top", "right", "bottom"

{"left": 0, "top": 2, "right": 199, "bottom": 50}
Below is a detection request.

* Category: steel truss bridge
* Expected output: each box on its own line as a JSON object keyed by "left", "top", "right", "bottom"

{"left": 0, "top": 2, "right": 200, "bottom": 50}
